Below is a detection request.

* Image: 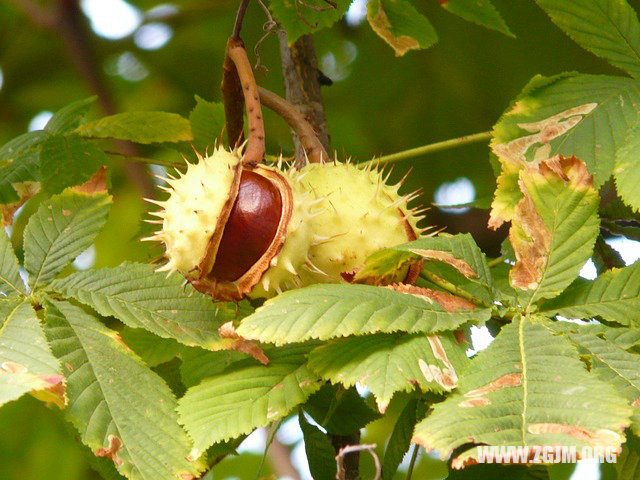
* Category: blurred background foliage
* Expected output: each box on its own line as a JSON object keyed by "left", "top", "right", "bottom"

{"left": 0, "top": 0, "right": 626, "bottom": 478}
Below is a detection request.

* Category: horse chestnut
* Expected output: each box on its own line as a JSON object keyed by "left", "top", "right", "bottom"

{"left": 146, "top": 149, "right": 424, "bottom": 301}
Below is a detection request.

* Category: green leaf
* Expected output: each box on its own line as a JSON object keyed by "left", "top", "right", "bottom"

{"left": 562, "top": 328, "right": 640, "bottom": 435}
{"left": 49, "top": 263, "right": 242, "bottom": 350}
{"left": 490, "top": 73, "right": 640, "bottom": 226}
{"left": 547, "top": 320, "right": 640, "bottom": 350}
{"left": 304, "top": 384, "right": 381, "bottom": 435}
{"left": 45, "top": 97, "right": 96, "bottom": 134}
{"left": 382, "top": 398, "right": 421, "bottom": 480}
{"left": 76, "top": 112, "right": 192, "bottom": 144}
{"left": 189, "top": 96, "right": 225, "bottom": 152}
{"left": 119, "top": 327, "right": 182, "bottom": 367}
{"left": 299, "top": 411, "right": 337, "bottom": 480}
{"left": 535, "top": 0, "right": 640, "bottom": 79}
{"left": 237, "top": 284, "right": 490, "bottom": 346}
{"left": 356, "top": 233, "right": 493, "bottom": 301}
{"left": 508, "top": 156, "right": 599, "bottom": 306}
{"left": 179, "top": 347, "right": 246, "bottom": 388}
{"left": 0, "top": 130, "right": 49, "bottom": 203}
{"left": 358, "top": 233, "right": 492, "bottom": 281}
{"left": 308, "top": 332, "right": 469, "bottom": 413}
{"left": 178, "top": 343, "right": 322, "bottom": 451}
{"left": 40, "top": 135, "right": 109, "bottom": 195}
{"left": 615, "top": 118, "right": 640, "bottom": 210}
{"left": 23, "top": 188, "right": 112, "bottom": 289}
{"left": 540, "top": 261, "right": 640, "bottom": 325}
{"left": 0, "top": 299, "right": 63, "bottom": 407}
{"left": 616, "top": 433, "right": 640, "bottom": 480}
{"left": 43, "top": 299, "right": 204, "bottom": 480}
{"left": 268, "top": 0, "right": 351, "bottom": 45}
{"left": 0, "top": 229, "right": 26, "bottom": 296}
{"left": 441, "top": 0, "right": 513, "bottom": 37}
{"left": 367, "top": 0, "right": 437, "bottom": 57}
{"left": 412, "top": 315, "right": 631, "bottom": 467}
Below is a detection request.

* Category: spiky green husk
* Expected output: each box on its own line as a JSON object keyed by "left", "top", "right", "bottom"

{"left": 297, "top": 161, "right": 423, "bottom": 284}
{"left": 146, "top": 151, "right": 424, "bottom": 299}
{"left": 150, "top": 147, "right": 241, "bottom": 277}
{"left": 248, "top": 165, "right": 316, "bottom": 298}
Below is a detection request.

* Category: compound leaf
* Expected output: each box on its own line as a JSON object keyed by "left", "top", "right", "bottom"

{"left": 490, "top": 73, "right": 640, "bottom": 227}
{"left": 44, "top": 299, "right": 204, "bottom": 480}
{"left": 413, "top": 315, "right": 630, "bottom": 467}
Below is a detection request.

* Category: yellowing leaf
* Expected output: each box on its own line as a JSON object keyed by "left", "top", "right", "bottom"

{"left": 413, "top": 315, "right": 631, "bottom": 467}
{"left": 367, "top": 0, "right": 437, "bottom": 57}
{"left": 508, "top": 155, "right": 599, "bottom": 305}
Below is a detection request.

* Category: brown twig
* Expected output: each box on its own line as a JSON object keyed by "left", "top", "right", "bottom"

{"left": 226, "top": 39, "right": 266, "bottom": 164}
{"left": 278, "top": 32, "right": 330, "bottom": 167}
{"left": 231, "top": 0, "right": 250, "bottom": 40}
{"left": 258, "top": 86, "right": 329, "bottom": 164}
{"left": 221, "top": 38, "right": 246, "bottom": 149}
{"left": 336, "top": 444, "right": 381, "bottom": 480}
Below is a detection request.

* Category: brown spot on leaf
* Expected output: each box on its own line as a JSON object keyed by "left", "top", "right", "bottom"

{"left": 95, "top": 435, "right": 124, "bottom": 466}
{"left": 454, "top": 330, "right": 467, "bottom": 345}
{"left": 113, "top": 333, "right": 132, "bottom": 351}
{"left": 528, "top": 423, "right": 621, "bottom": 446}
{"left": 465, "top": 373, "right": 522, "bottom": 397}
{"left": 509, "top": 155, "right": 594, "bottom": 290}
{"left": 409, "top": 249, "right": 477, "bottom": 278}
{"left": 459, "top": 397, "right": 491, "bottom": 408}
{"left": 632, "top": 397, "right": 640, "bottom": 407}
{"left": 340, "top": 266, "right": 361, "bottom": 283}
{"left": 31, "top": 374, "right": 67, "bottom": 408}
{"left": 219, "top": 321, "right": 269, "bottom": 365}
{"left": 65, "top": 363, "right": 74, "bottom": 372}
{"left": 492, "top": 103, "right": 597, "bottom": 166}
{"left": 1, "top": 181, "right": 39, "bottom": 226}
{"left": 1, "top": 361, "right": 27, "bottom": 374}
{"left": 368, "top": 0, "right": 420, "bottom": 57}
{"left": 72, "top": 166, "right": 108, "bottom": 194}
{"left": 385, "top": 283, "right": 476, "bottom": 312}
{"left": 62, "top": 209, "right": 72, "bottom": 216}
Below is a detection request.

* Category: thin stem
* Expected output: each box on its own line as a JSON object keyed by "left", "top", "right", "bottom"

{"left": 231, "top": 0, "right": 250, "bottom": 40}
{"left": 419, "top": 270, "right": 492, "bottom": 309}
{"left": 364, "top": 131, "right": 492, "bottom": 167}
{"left": 405, "top": 444, "right": 419, "bottom": 480}
{"left": 258, "top": 86, "right": 329, "bottom": 163}
{"left": 227, "top": 39, "right": 266, "bottom": 164}
{"left": 487, "top": 256, "right": 506, "bottom": 268}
